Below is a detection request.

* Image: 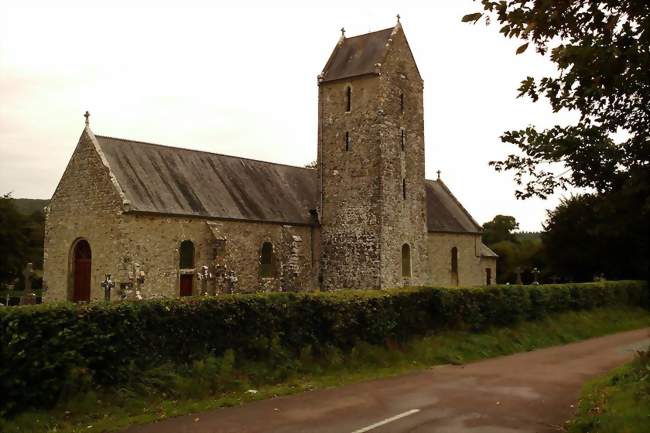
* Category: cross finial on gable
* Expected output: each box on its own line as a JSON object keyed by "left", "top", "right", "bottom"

{"left": 436, "top": 170, "right": 441, "bottom": 180}
{"left": 84, "top": 111, "right": 90, "bottom": 127}
{"left": 396, "top": 14, "right": 401, "bottom": 23}
{"left": 341, "top": 27, "right": 345, "bottom": 37}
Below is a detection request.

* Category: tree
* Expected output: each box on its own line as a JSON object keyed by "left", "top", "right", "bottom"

{"left": 463, "top": 1, "right": 650, "bottom": 203}
{"left": 0, "top": 194, "right": 29, "bottom": 287}
{"left": 543, "top": 191, "right": 648, "bottom": 281}
{"left": 482, "top": 214, "right": 519, "bottom": 245}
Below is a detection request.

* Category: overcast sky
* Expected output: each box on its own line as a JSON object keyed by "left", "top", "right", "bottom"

{"left": 0, "top": 0, "right": 580, "bottom": 231}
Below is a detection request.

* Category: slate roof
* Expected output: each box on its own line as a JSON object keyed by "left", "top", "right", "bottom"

{"left": 480, "top": 243, "right": 499, "bottom": 258}
{"left": 320, "top": 27, "right": 394, "bottom": 83}
{"left": 95, "top": 135, "right": 318, "bottom": 225}
{"left": 93, "top": 134, "right": 482, "bottom": 234}
{"left": 425, "top": 179, "right": 482, "bottom": 234}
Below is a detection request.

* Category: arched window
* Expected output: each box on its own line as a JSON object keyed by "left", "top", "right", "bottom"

{"left": 486, "top": 268, "right": 492, "bottom": 286}
{"left": 179, "top": 240, "right": 195, "bottom": 297}
{"left": 402, "top": 178, "right": 407, "bottom": 200}
{"left": 451, "top": 247, "right": 458, "bottom": 274}
{"left": 400, "top": 92, "right": 404, "bottom": 113}
{"left": 260, "top": 242, "right": 276, "bottom": 278}
{"left": 451, "top": 246, "right": 459, "bottom": 286}
{"left": 179, "top": 240, "right": 195, "bottom": 269}
{"left": 401, "top": 243, "right": 411, "bottom": 277}
{"left": 71, "top": 239, "right": 91, "bottom": 302}
{"left": 345, "top": 131, "right": 350, "bottom": 152}
{"left": 400, "top": 129, "right": 405, "bottom": 151}
{"left": 345, "top": 86, "right": 352, "bottom": 112}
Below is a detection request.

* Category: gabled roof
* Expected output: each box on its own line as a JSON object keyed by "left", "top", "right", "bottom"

{"left": 320, "top": 27, "right": 395, "bottom": 83}
{"left": 94, "top": 135, "right": 318, "bottom": 225}
{"left": 425, "top": 179, "right": 482, "bottom": 234}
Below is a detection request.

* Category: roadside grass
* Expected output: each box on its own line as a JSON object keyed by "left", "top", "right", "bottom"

{"left": 2, "top": 306, "right": 649, "bottom": 433}
{"left": 567, "top": 346, "right": 650, "bottom": 433}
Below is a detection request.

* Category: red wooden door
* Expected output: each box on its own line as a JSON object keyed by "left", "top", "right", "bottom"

{"left": 180, "top": 274, "right": 193, "bottom": 297}
{"left": 73, "top": 240, "right": 91, "bottom": 302}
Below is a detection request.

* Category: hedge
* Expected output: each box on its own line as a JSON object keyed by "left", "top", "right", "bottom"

{"left": 0, "top": 280, "right": 647, "bottom": 415}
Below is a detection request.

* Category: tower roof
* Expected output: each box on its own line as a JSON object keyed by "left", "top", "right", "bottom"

{"left": 320, "top": 26, "right": 395, "bottom": 83}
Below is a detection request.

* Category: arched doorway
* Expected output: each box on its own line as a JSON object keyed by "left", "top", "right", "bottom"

{"left": 72, "top": 239, "right": 92, "bottom": 302}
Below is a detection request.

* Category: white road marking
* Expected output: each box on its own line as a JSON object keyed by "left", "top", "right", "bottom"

{"left": 350, "top": 409, "right": 421, "bottom": 433}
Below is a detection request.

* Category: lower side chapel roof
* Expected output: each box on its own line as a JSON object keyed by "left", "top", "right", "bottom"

{"left": 94, "top": 134, "right": 482, "bottom": 234}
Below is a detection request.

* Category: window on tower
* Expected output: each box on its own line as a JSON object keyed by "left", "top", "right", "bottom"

{"left": 401, "top": 129, "right": 405, "bottom": 151}
{"left": 400, "top": 92, "right": 404, "bottom": 113}
{"left": 345, "top": 131, "right": 350, "bottom": 152}
{"left": 402, "top": 178, "right": 406, "bottom": 200}
{"left": 346, "top": 86, "right": 352, "bottom": 112}
{"left": 401, "top": 243, "right": 411, "bottom": 278}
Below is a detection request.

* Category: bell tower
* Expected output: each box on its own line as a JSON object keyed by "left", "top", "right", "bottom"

{"left": 317, "top": 21, "right": 428, "bottom": 290}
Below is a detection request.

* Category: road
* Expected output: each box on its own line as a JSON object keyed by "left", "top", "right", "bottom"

{"left": 123, "top": 328, "right": 650, "bottom": 433}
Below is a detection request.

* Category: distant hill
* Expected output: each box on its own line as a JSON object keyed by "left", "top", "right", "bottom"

{"left": 13, "top": 198, "right": 49, "bottom": 215}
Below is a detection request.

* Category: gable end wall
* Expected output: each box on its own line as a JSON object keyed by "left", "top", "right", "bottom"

{"left": 43, "top": 131, "right": 124, "bottom": 301}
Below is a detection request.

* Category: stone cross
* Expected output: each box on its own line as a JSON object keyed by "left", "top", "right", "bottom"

{"left": 132, "top": 263, "right": 145, "bottom": 300}
{"left": 396, "top": 14, "right": 401, "bottom": 23}
{"left": 197, "top": 265, "right": 211, "bottom": 296}
{"left": 22, "top": 263, "right": 34, "bottom": 292}
{"left": 531, "top": 267, "right": 540, "bottom": 285}
{"left": 84, "top": 111, "right": 90, "bottom": 126}
{"left": 341, "top": 27, "right": 345, "bottom": 37}
{"left": 20, "top": 263, "right": 36, "bottom": 305}
{"left": 101, "top": 273, "right": 115, "bottom": 302}
{"left": 436, "top": 170, "right": 441, "bottom": 180}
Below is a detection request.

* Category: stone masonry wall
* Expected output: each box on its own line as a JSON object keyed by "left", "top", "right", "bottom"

{"left": 117, "top": 215, "right": 316, "bottom": 297}
{"left": 44, "top": 128, "right": 125, "bottom": 301}
{"left": 427, "top": 232, "right": 495, "bottom": 287}
{"left": 318, "top": 74, "right": 384, "bottom": 290}
{"left": 377, "top": 25, "right": 429, "bottom": 288}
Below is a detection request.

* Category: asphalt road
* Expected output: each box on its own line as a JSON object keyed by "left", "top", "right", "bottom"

{"left": 123, "top": 328, "right": 650, "bottom": 433}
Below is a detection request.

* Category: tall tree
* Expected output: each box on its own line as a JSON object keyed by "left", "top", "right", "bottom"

{"left": 463, "top": 1, "right": 649, "bottom": 203}
{"left": 482, "top": 214, "right": 520, "bottom": 245}
{"left": 543, "top": 191, "right": 648, "bottom": 281}
{"left": 0, "top": 194, "right": 29, "bottom": 287}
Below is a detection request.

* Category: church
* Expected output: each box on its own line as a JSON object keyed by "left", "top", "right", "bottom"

{"left": 43, "top": 21, "right": 497, "bottom": 302}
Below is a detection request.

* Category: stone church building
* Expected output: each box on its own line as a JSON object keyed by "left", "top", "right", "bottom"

{"left": 43, "top": 22, "right": 497, "bottom": 302}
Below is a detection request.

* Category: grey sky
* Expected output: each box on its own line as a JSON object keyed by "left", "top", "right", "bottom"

{"left": 0, "top": 0, "right": 578, "bottom": 230}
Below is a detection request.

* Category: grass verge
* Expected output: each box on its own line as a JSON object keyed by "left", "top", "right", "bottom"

{"left": 567, "top": 345, "right": 650, "bottom": 432}
{"left": 2, "top": 306, "right": 649, "bottom": 433}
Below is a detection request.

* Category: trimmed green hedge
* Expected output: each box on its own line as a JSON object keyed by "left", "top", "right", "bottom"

{"left": 1, "top": 281, "right": 648, "bottom": 415}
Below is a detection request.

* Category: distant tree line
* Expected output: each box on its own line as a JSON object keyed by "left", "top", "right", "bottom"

{"left": 484, "top": 190, "right": 648, "bottom": 284}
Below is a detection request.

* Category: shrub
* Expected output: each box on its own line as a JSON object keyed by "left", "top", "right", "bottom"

{"left": 0, "top": 280, "right": 647, "bottom": 416}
